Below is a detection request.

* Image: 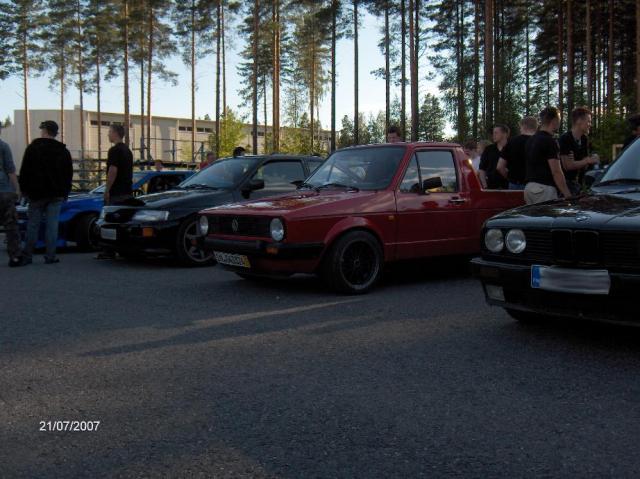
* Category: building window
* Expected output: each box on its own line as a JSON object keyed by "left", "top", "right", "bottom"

{"left": 179, "top": 126, "right": 193, "bottom": 132}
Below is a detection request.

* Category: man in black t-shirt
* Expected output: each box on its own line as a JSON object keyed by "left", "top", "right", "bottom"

{"left": 105, "top": 124, "right": 133, "bottom": 205}
{"left": 524, "top": 107, "right": 571, "bottom": 205}
{"left": 559, "top": 107, "right": 599, "bottom": 195}
{"left": 478, "top": 124, "right": 510, "bottom": 190}
{"left": 496, "top": 116, "right": 538, "bottom": 190}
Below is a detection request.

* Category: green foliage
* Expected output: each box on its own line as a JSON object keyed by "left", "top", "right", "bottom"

{"left": 591, "top": 114, "right": 629, "bottom": 163}
{"left": 208, "top": 107, "right": 246, "bottom": 158}
{"left": 417, "top": 94, "right": 445, "bottom": 142}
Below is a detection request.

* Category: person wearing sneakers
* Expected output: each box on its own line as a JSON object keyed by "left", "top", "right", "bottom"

{"left": 18, "top": 121, "right": 73, "bottom": 266}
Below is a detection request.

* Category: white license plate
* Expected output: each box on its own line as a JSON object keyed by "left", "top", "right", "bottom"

{"left": 100, "top": 228, "right": 117, "bottom": 240}
{"left": 531, "top": 265, "right": 610, "bottom": 295}
{"left": 214, "top": 251, "right": 251, "bottom": 268}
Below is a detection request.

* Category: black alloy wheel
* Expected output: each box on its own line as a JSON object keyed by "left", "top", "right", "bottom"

{"left": 176, "top": 218, "right": 215, "bottom": 266}
{"left": 75, "top": 213, "right": 101, "bottom": 251}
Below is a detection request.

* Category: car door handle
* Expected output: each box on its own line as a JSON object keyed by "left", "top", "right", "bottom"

{"left": 449, "top": 197, "right": 466, "bottom": 204}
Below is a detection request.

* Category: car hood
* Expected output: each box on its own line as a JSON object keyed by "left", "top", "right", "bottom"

{"left": 136, "top": 188, "right": 233, "bottom": 210}
{"left": 203, "top": 190, "right": 391, "bottom": 219}
{"left": 487, "top": 192, "right": 640, "bottom": 231}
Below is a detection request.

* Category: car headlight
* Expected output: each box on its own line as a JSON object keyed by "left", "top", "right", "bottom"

{"left": 198, "top": 216, "right": 209, "bottom": 236}
{"left": 270, "top": 218, "right": 285, "bottom": 242}
{"left": 132, "top": 210, "right": 169, "bottom": 222}
{"left": 484, "top": 228, "right": 504, "bottom": 253}
{"left": 505, "top": 229, "right": 526, "bottom": 254}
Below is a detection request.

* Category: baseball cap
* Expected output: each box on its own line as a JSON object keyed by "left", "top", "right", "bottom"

{"left": 39, "top": 120, "right": 59, "bottom": 136}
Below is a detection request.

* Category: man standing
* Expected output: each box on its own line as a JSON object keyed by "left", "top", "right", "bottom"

{"left": 97, "top": 124, "right": 133, "bottom": 260}
{"left": 19, "top": 121, "right": 73, "bottom": 265}
{"left": 496, "top": 116, "right": 538, "bottom": 190}
{"left": 622, "top": 114, "right": 640, "bottom": 150}
{"left": 524, "top": 107, "right": 571, "bottom": 205}
{"left": 478, "top": 125, "right": 510, "bottom": 189}
{"left": 0, "top": 126, "right": 22, "bottom": 266}
{"left": 559, "top": 107, "right": 599, "bottom": 195}
{"left": 233, "top": 146, "right": 246, "bottom": 157}
{"left": 386, "top": 125, "right": 403, "bottom": 143}
{"left": 199, "top": 152, "right": 215, "bottom": 170}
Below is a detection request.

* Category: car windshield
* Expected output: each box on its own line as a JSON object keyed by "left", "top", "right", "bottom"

{"left": 304, "top": 146, "right": 406, "bottom": 191}
{"left": 90, "top": 172, "right": 147, "bottom": 194}
{"left": 180, "top": 157, "right": 258, "bottom": 189}
{"left": 598, "top": 140, "right": 640, "bottom": 185}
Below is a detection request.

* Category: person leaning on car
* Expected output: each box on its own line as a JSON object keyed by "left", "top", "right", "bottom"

{"left": 558, "top": 107, "right": 599, "bottom": 196}
{"left": 524, "top": 107, "right": 571, "bottom": 205}
{"left": 104, "top": 124, "right": 133, "bottom": 206}
{"left": 18, "top": 120, "right": 73, "bottom": 266}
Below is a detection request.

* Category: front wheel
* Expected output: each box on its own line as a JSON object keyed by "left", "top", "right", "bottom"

{"left": 175, "top": 218, "right": 215, "bottom": 267}
{"left": 322, "top": 230, "right": 383, "bottom": 294}
{"left": 74, "top": 214, "right": 100, "bottom": 251}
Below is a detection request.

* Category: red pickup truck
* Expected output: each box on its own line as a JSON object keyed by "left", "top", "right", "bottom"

{"left": 198, "top": 143, "right": 524, "bottom": 293}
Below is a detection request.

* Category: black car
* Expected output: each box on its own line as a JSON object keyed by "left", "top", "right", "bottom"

{"left": 97, "top": 154, "right": 323, "bottom": 265}
{"left": 472, "top": 139, "right": 640, "bottom": 324}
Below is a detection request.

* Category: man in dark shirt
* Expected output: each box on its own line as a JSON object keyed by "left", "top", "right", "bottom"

{"left": 622, "top": 114, "right": 640, "bottom": 150}
{"left": 478, "top": 124, "right": 509, "bottom": 190}
{"left": 559, "top": 107, "right": 599, "bottom": 195}
{"left": 105, "top": 124, "right": 133, "bottom": 205}
{"left": 496, "top": 116, "right": 538, "bottom": 190}
{"left": 525, "top": 107, "right": 571, "bottom": 205}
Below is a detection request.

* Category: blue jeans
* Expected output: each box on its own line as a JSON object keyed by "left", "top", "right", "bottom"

{"left": 509, "top": 182, "right": 525, "bottom": 191}
{"left": 24, "top": 198, "right": 63, "bottom": 260}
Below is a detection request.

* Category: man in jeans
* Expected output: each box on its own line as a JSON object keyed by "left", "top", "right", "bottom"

{"left": 18, "top": 121, "right": 73, "bottom": 265}
{"left": 524, "top": 107, "right": 571, "bottom": 205}
{"left": 0, "top": 126, "right": 22, "bottom": 266}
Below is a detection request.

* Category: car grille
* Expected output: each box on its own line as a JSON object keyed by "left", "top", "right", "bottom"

{"left": 602, "top": 232, "right": 640, "bottom": 269}
{"left": 551, "top": 229, "right": 601, "bottom": 264}
{"left": 208, "top": 215, "right": 271, "bottom": 238}
{"left": 104, "top": 208, "right": 138, "bottom": 223}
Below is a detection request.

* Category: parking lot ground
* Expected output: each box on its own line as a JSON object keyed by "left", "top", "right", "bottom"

{"left": 2, "top": 249, "right": 640, "bottom": 477}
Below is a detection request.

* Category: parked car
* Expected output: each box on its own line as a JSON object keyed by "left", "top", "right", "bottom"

{"left": 472, "top": 138, "right": 640, "bottom": 323}
{"left": 17, "top": 170, "right": 193, "bottom": 251}
{"left": 97, "top": 154, "right": 324, "bottom": 266}
{"left": 198, "top": 143, "right": 524, "bottom": 293}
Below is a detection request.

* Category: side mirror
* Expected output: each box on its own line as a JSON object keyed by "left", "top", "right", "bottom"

{"left": 422, "top": 176, "right": 443, "bottom": 192}
{"left": 291, "top": 179, "right": 304, "bottom": 188}
{"left": 243, "top": 178, "right": 265, "bottom": 193}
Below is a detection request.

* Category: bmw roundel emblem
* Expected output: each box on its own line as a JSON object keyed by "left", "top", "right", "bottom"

{"left": 231, "top": 218, "right": 239, "bottom": 232}
{"left": 575, "top": 213, "right": 590, "bottom": 222}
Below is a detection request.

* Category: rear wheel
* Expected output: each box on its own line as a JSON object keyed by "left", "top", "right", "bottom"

{"left": 322, "top": 230, "right": 383, "bottom": 294}
{"left": 175, "top": 218, "right": 215, "bottom": 267}
{"left": 74, "top": 214, "right": 100, "bottom": 251}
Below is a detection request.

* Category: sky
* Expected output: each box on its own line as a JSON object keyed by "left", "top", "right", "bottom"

{"left": 1, "top": 10, "right": 442, "bottom": 132}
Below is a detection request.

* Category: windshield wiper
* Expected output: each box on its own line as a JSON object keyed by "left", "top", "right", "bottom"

{"left": 596, "top": 178, "right": 640, "bottom": 186}
{"left": 183, "top": 184, "right": 219, "bottom": 190}
{"left": 318, "top": 182, "right": 360, "bottom": 192}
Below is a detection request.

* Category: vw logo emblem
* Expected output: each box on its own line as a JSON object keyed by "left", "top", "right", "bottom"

{"left": 575, "top": 213, "right": 590, "bottom": 222}
{"left": 231, "top": 218, "right": 239, "bottom": 232}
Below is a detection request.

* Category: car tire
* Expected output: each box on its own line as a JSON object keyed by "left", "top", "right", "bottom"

{"left": 175, "top": 217, "right": 215, "bottom": 267}
{"left": 74, "top": 213, "right": 100, "bottom": 251}
{"left": 322, "top": 230, "right": 383, "bottom": 294}
{"left": 505, "top": 308, "right": 546, "bottom": 323}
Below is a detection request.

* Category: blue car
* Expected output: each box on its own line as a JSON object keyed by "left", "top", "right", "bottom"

{"left": 17, "top": 170, "right": 194, "bottom": 251}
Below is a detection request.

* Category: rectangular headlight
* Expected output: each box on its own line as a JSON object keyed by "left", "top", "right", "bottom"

{"left": 132, "top": 210, "right": 170, "bottom": 222}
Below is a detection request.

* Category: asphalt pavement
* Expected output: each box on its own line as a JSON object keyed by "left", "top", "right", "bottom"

{"left": 2, "top": 249, "right": 640, "bottom": 478}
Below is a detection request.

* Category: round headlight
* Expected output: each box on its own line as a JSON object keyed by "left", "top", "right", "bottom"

{"left": 505, "top": 229, "right": 526, "bottom": 254}
{"left": 270, "top": 218, "right": 285, "bottom": 242}
{"left": 484, "top": 228, "right": 504, "bottom": 253}
{"left": 198, "top": 216, "right": 209, "bottom": 236}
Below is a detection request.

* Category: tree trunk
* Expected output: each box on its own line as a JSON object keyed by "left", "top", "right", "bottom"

{"left": 140, "top": 57, "right": 145, "bottom": 162}
{"left": 557, "top": 1, "right": 564, "bottom": 128}
{"left": 216, "top": 0, "right": 222, "bottom": 157}
{"left": 484, "top": 0, "right": 493, "bottom": 132}
{"left": 96, "top": 53, "right": 102, "bottom": 176}
{"left": 60, "top": 54, "right": 65, "bottom": 143}
{"left": 191, "top": 0, "right": 196, "bottom": 161}
{"left": 472, "top": 0, "right": 480, "bottom": 137}
{"left": 409, "top": 0, "right": 419, "bottom": 141}
{"left": 607, "top": 0, "right": 614, "bottom": 112}
{"left": 524, "top": 5, "right": 530, "bottom": 116}
{"left": 586, "top": 0, "right": 593, "bottom": 111}
{"left": 21, "top": 28, "right": 31, "bottom": 145}
{"left": 263, "top": 75, "right": 268, "bottom": 154}
{"left": 456, "top": 0, "right": 465, "bottom": 140}
{"left": 272, "top": 0, "right": 280, "bottom": 152}
{"left": 330, "top": 0, "right": 337, "bottom": 151}
{"left": 567, "top": 0, "right": 574, "bottom": 126}
{"left": 384, "top": 1, "right": 390, "bottom": 135}
{"left": 354, "top": 0, "right": 359, "bottom": 145}
{"left": 123, "top": 0, "right": 130, "bottom": 145}
{"left": 400, "top": 0, "right": 406, "bottom": 140}
{"left": 222, "top": 1, "right": 227, "bottom": 115}
{"left": 310, "top": 39, "right": 316, "bottom": 154}
{"left": 637, "top": 0, "right": 640, "bottom": 111}
{"left": 76, "top": 0, "right": 85, "bottom": 163}
{"left": 252, "top": 0, "right": 259, "bottom": 155}
{"left": 146, "top": 5, "right": 153, "bottom": 161}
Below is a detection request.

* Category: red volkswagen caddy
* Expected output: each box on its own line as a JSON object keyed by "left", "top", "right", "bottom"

{"left": 198, "top": 143, "right": 524, "bottom": 293}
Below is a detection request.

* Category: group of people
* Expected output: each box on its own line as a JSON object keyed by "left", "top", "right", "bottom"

{"left": 467, "top": 106, "right": 622, "bottom": 205}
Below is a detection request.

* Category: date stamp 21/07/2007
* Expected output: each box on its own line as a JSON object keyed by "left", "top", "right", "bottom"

{"left": 39, "top": 420, "right": 101, "bottom": 432}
